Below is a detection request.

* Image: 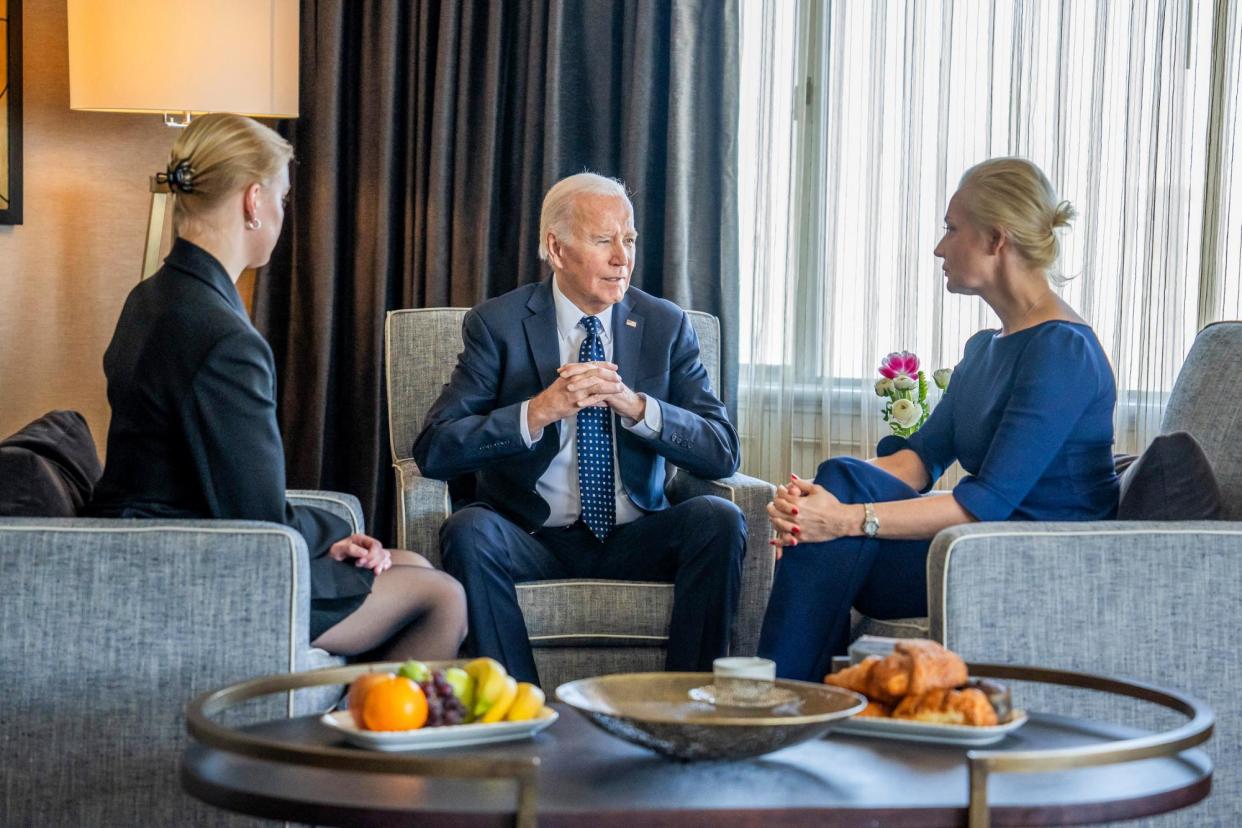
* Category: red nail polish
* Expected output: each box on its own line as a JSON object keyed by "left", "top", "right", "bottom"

{"left": 791, "top": 526, "right": 801, "bottom": 535}
{"left": 791, "top": 507, "right": 799, "bottom": 516}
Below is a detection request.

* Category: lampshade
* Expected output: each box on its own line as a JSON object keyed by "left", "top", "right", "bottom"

{"left": 67, "top": 0, "right": 298, "bottom": 118}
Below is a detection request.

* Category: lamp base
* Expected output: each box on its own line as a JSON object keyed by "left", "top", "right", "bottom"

{"left": 142, "top": 187, "right": 172, "bottom": 281}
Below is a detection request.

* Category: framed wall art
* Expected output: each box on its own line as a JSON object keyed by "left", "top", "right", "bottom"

{"left": 0, "top": 0, "right": 22, "bottom": 225}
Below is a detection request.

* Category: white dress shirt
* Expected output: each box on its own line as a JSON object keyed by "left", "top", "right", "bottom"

{"left": 518, "top": 277, "right": 663, "bottom": 528}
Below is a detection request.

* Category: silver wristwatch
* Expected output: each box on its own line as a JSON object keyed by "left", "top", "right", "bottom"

{"left": 862, "top": 503, "right": 880, "bottom": 538}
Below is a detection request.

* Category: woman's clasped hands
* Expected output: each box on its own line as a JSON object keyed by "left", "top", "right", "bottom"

{"left": 768, "top": 475, "right": 859, "bottom": 558}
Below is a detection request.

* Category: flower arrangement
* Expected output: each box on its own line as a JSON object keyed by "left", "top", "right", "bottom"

{"left": 875, "top": 351, "right": 952, "bottom": 438}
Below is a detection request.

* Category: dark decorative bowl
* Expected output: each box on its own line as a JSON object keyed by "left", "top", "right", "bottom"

{"left": 556, "top": 672, "right": 865, "bottom": 761}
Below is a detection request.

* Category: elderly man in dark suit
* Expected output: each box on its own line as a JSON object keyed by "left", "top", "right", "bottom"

{"left": 413, "top": 172, "right": 746, "bottom": 685}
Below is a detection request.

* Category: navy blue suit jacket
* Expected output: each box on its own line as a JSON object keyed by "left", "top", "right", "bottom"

{"left": 412, "top": 280, "right": 741, "bottom": 532}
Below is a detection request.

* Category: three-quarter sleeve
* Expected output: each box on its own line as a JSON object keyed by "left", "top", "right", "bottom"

{"left": 905, "top": 331, "right": 989, "bottom": 491}
{"left": 952, "top": 326, "right": 1103, "bottom": 521}
{"left": 904, "top": 380, "right": 957, "bottom": 491}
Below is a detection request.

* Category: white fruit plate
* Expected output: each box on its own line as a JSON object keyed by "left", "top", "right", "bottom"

{"left": 320, "top": 708, "right": 558, "bottom": 752}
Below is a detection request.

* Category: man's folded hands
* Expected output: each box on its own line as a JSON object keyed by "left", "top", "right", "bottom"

{"left": 527, "top": 361, "right": 646, "bottom": 432}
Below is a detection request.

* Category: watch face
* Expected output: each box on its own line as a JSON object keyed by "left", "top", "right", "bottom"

{"left": 864, "top": 519, "right": 879, "bottom": 536}
{"left": 862, "top": 504, "right": 878, "bottom": 536}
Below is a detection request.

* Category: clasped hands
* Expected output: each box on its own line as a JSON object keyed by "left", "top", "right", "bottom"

{"left": 527, "top": 361, "right": 644, "bottom": 432}
{"left": 767, "top": 475, "right": 860, "bottom": 559}
{"left": 329, "top": 532, "right": 392, "bottom": 574}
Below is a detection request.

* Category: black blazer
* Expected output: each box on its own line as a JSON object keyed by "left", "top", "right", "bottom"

{"left": 89, "top": 239, "right": 371, "bottom": 605}
{"left": 412, "top": 280, "right": 741, "bottom": 531}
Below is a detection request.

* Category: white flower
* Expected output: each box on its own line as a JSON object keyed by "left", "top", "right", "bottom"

{"left": 890, "top": 398, "right": 923, "bottom": 428}
{"left": 933, "top": 368, "right": 953, "bottom": 390}
{"left": 893, "top": 375, "right": 917, "bottom": 391}
{"left": 874, "top": 378, "right": 895, "bottom": 397}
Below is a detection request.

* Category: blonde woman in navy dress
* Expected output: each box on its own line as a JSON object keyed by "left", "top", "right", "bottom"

{"left": 758, "top": 158, "right": 1119, "bottom": 681}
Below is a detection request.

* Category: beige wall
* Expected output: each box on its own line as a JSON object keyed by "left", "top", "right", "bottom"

{"left": 0, "top": 0, "right": 175, "bottom": 451}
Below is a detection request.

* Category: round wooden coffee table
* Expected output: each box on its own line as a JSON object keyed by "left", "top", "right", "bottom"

{"left": 181, "top": 663, "right": 1213, "bottom": 827}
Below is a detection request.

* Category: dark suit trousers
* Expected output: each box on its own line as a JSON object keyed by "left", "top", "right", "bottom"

{"left": 440, "top": 496, "right": 746, "bottom": 686}
{"left": 756, "top": 457, "right": 930, "bottom": 682}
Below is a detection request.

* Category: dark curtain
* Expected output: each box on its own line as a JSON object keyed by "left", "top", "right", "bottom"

{"left": 255, "top": 0, "right": 739, "bottom": 543}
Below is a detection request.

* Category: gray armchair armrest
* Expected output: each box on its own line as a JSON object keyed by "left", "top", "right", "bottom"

{"left": 393, "top": 458, "right": 451, "bottom": 566}
{"left": 667, "top": 471, "right": 777, "bottom": 657}
{"left": 928, "top": 520, "right": 1242, "bottom": 652}
{"left": 287, "top": 489, "right": 365, "bottom": 534}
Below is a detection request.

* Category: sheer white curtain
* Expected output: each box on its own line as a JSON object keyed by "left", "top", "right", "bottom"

{"left": 739, "top": 0, "right": 1240, "bottom": 486}
{"left": 1204, "top": 0, "right": 1242, "bottom": 322}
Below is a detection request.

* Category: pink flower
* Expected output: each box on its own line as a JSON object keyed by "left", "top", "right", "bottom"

{"left": 878, "top": 351, "right": 920, "bottom": 379}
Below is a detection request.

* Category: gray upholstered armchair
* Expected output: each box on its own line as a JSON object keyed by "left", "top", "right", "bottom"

{"left": 385, "top": 307, "right": 775, "bottom": 690}
{"left": 861, "top": 321, "right": 1242, "bottom": 826}
{"left": 0, "top": 489, "right": 358, "bottom": 827}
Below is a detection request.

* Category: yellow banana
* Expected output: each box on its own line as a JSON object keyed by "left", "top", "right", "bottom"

{"left": 480, "top": 676, "right": 519, "bottom": 723}
{"left": 466, "top": 657, "right": 509, "bottom": 719}
{"left": 504, "top": 683, "right": 546, "bottom": 722}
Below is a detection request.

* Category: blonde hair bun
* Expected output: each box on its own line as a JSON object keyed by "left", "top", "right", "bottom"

{"left": 1052, "top": 199, "right": 1077, "bottom": 229}
{"left": 958, "top": 157, "right": 1072, "bottom": 270}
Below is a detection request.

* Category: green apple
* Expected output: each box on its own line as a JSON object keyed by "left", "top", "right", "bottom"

{"left": 443, "top": 666, "right": 475, "bottom": 712}
{"left": 397, "top": 659, "right": 431, "bottom": 684}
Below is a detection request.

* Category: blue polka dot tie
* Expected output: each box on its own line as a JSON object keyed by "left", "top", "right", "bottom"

{"left": 577, "top": 315, "right": 615, "bottom": 540}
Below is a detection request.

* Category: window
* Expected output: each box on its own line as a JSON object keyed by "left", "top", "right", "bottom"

{"left": 737, "top": 0, "right": 1240, "bottom": 483}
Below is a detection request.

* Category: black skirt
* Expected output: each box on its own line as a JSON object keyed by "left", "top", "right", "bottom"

{"left": 308, "top": 556, "right": 374, "bottom": 640}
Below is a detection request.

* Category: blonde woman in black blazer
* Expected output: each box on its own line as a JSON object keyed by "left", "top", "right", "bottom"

{"left": 89, "top": 114, "right": 466, "bottom": 659}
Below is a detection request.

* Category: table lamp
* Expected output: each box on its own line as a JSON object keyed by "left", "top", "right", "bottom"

{"left": 67, "top": 0, "right": 298, "bottom": 279}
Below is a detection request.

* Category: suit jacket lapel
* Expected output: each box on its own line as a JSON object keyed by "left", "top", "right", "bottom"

{"left": 611, "top": 292, "right": 643, "bottom": 389}
{"left": 523, "top": 280, "right": 561, "bottom": 390}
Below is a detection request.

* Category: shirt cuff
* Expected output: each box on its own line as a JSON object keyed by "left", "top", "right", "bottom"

{"left": 519, "top": 400, "right": 543, "bottom": 449}
{"left": 621, "top": 394, "right": 662, "bottom": 438}
{"left": 952, "top": 476, "right": 1017, "bottom": 522}
{"left": 904, "top": 435, "right": 943, "bottom": 494}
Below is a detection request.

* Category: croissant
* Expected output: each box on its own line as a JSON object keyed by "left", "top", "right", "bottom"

{"left": 856, "top": 700, "right": 892, "bottom": 718}
{"left": 866, "top": 640, "right": 968, "bottom": 703}
{"left": 824, "top": 656, "right": 881, "bottom": 696}
{"left": 891, "top": 686, "right": 997, "bottom": 726}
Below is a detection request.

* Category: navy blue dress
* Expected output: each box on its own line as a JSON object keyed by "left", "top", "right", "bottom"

{"left": 757, "top": 321, "right": 1119, "bottom": 680}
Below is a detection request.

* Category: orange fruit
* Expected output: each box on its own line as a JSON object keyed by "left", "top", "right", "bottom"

{"left": 362, "top": 676, "right": 428, "bottom": 731}
{"left": 347, "top": 672, "right": 395, "bottom": 726}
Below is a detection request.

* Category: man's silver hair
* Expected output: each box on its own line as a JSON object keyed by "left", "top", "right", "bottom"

{"left": 538, "top": 172, "right": 634, "bottom": 261}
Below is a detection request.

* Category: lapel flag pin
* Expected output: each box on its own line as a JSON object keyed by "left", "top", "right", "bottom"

{"left": 626, "top": 319, "right": 638, "bottom": 328}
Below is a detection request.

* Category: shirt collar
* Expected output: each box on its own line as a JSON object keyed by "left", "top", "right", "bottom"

{"left": 551, "top": 275, "right": 613, "bottom": 342}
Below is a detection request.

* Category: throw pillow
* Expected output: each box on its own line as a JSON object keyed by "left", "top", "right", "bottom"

{"left": 0, "top": 448, "right": 80, "bottom": 516}
{"left": 0, "top": 410, "right": 102, "bottom": 517}
{"left": 1117, "top": 431, "right": 1221, "bottom": 521}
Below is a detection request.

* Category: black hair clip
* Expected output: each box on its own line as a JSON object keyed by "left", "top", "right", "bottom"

{"left": 155, "top": 159, "right": 195, "bottom": 194}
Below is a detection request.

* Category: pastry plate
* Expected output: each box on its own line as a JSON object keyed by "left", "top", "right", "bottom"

{"left": 831, "top": 710, "right": 1028, "bottom": 746}
{"left": 319, "top": 708, "right": 558, "bottom": 752}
